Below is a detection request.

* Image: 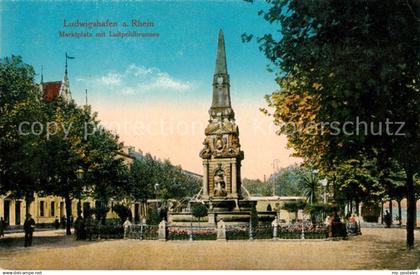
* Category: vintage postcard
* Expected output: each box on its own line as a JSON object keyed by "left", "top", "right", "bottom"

{"left": 0, "top": 0, "right": 419, "bottom": 272}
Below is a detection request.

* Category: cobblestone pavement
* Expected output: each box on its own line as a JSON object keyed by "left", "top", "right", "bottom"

{"left": 0, "top": 228, "right": 419, "bottom": 270}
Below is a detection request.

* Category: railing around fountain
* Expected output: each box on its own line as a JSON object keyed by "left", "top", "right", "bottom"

{"left": 76, "top": 221, "right": 346, "bottom": 241}
{"left": 125, "top": 224, "right": 159, "bottom": 240}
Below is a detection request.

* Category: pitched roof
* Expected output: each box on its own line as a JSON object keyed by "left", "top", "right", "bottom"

{"left": 42, "top": 81, "right": 62, "bottom": 102}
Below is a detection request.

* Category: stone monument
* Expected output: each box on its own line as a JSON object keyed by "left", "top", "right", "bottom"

{"left": 199, "top": 30, "right": 255, "bottom": 225}
{"left": 167, "top": 30, "right": 256, "bottom": 227}
{"left": 199, "top": 29, "right": 243, "bottom": 204}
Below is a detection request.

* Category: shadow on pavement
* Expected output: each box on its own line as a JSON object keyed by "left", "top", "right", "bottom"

{"left": 0, "top": 233, "right": 108, "bottom": 252}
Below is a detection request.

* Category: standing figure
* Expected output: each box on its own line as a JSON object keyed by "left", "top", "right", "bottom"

{"left": 384, "top": 210, "right": 392, "bottom": 228}
{"left": 54, "top": 217, "right": 60, "bottom": 230}
{"left": 74, "top": 216, "right": 85, "bottom": 240}
{"left": 123, "top": 218, "right": 132, "bottom": 238}
{"left": 24, "top": 214, "right": 36, "bottom": 247}
{"left": 0, "top": 217, "right": 5, "bottom": 238}
{"left": 60, "top": 216, "right": 66, "bottom": 229}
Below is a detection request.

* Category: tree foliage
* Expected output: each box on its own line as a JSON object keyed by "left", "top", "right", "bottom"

{"left": 246, "top": 0, "right": 419, "bottom": 247}
{"left": 1, "top": 56, "right": 201, "bottom": 234}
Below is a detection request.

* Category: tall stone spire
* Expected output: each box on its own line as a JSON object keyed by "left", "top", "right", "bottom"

{"left": 200, "top": 30, "right": 243, "bottom": 203}
{"left": 60, "top": 52, "right": 72, "bottom": 102}
{"left": 211, "top": 29, "right": 232, "bottom": 115}
{"left": 215, "top": 29, "right": 227, "bottom": 75}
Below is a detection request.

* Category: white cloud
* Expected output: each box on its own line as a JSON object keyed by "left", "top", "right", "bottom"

{"left": 126, "top": 64, "right": 157, "bottom": 77}
{"left": 99, "top": 73, "right": 122, "bottom": 86}
{"left": 80, "top": 64, "right": 193, "bottom": 95}
{"left": 140, "top": 72, "right": 191, "bottom": 91}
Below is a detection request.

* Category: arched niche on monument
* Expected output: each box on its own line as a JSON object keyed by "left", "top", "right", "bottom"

{"left": 213, "top": 164, "right": 227, "bottom": 197}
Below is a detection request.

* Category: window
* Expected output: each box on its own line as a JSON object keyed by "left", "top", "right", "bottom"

{"left": 15, "top": 201, "right": 21, "bottom": 225}
{"left": 40, "top": 201, "right": 45, "bottom": 217}
{"left": 50, "top": 201, "right": 55, "bottom": 217}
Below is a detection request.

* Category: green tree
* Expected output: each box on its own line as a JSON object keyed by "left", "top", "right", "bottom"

{"left": 41, "top": 99, "right": 92, "bottom": 234}
{"left": 191, "top": 203, "right": 208, "bottom": 228}
{"left": 299, "top": 170, "right": 319, "bottom": 205}
{"left": 282, "top": 201, "right": 306, "bottom": 222}
{"left": 85, "top": 128, "right": 128, "bottom": 223}
{"left": 0, "top": 56, "right": 47, "bottom": 212}
{"left": 113, "top": 203, "right": 133, "bottom": 224}
{"left": 269, "top": 165, "right": 306, "bottom": 196}
{"left": 246, "top": 0, "right": 419, "bottom": 248}
{"left": 242, "top": 178, "right": 272, "bottom": 196}
{"left": 127, "top": 158, "right": 155, "bottom": 215}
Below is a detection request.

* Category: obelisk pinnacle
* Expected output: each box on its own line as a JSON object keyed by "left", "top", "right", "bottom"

{"left": 211, "top": 29, "right": 232, "bottom": 112}
{"left": 215, "top": 29, "right": 227, "bottom": 75}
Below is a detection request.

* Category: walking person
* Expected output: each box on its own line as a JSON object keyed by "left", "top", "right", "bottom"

{"left": 0, "top": 217, "right": 5, "bottom": 238}
{"left": 24, "top": 214, "right": 36, "bottom": 247}
{"left": 54, "top": 217, "right": 60, "bottom": 230}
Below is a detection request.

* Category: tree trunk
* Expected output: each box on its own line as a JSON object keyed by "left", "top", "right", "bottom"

{"left": 64, "top": 196, "right": 72, "bottom": 236}
{"left": 380, "top": 201, "right": 384, "bottom": 224}
{"left": 25, "top": 192, "right": 34, "bottom": 215}
{"left": 77, "top": 199, "right": 82, "bottom": 218}
{"left": 405, "top": 168, "right": 416, "bottom": 248}
{"left": 355, "top": 200, "right": 360, "bottom": 216}
{"left": 397, "top": 199, "right": 402, "bottom": 226}
{"left": 389, "top": 199, "right": 393, "bottom": 221}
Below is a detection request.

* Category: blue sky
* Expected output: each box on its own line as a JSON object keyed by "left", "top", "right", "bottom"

{"left": 1, "top": 1, "right": 299, "bottom": 178}
{"left": 1, "top": 0, "right": 280, "bottom": 106}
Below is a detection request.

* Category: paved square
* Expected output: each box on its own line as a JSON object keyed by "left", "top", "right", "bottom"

{"left": 0, "top": 228, "right": 419, "bottom": 269}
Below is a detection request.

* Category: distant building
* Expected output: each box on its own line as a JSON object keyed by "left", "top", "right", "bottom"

{"left": 0, "top": 146, "right": 143, "bottom": 227}
{"left": 40, "top": 61, "right": 72, "bottom": 102}
{"left": 249, "top": 196, "right": 306, "bottom": 223}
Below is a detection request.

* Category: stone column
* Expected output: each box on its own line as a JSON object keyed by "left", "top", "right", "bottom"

{"left": 202, "top": 160, "right": 209, "bottom": 198}
{"left": 158, "top": 220, "right": 167, "bottom": 241}
{"left": 272, "top": 219, "right": 278, "bottom": 240}
{"left": 231, "top": 159, "right": 237, "bottom": 197}
{"left": 217, "top": 219, "right": 226, "bottom": 241}
{"left": 0, "top": 197, "right": 3, "bottom": 221}
{"left": 9, "top": 200, "right": 16, "bottom": 226}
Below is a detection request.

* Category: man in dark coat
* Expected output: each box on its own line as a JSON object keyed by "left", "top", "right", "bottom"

{"left": 0, "top": 217, "right": 5, "bottom": 237}
{"left": 24, "top": 214, "right": 36, "bottom": 247}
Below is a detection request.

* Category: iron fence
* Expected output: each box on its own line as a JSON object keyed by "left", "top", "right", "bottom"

{"left": 126, "top": 224, "right": 159, "bottom": 240}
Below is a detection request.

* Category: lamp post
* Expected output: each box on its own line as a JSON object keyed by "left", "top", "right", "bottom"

{"left": 188, "top": 199, "right": 193, "bottom": 241}
{"left": 76, "top": 168, "right": 85, "bottom": 218}
{"left": 154, "top": 183, "right": 160, "bottom": 208}
{"left": 320, "top": 178, "right": 328, "bottom": 204}
{"left": 271, "top": 159, "right": 281, "bottom": 196}
{"left": 319, "top": 178, "right": 328, "bottom": 221}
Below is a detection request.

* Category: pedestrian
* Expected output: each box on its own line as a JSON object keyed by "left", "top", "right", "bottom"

{"left": 0, "top": 217, "right": 5, "bottom": 238}
{"left": 24, "top": 214, "right": 36, "bottom": 247}
{"left": 54, "top": 217, "right": 60, "bottom": 230}
{"left": 74, "top": 216, "right": 85, "bottom": 240}
{"left": 384, "top": 210, "right": 392, "bottom": 228}
{"left": 123, "top": 217, "right": 132, "bottom": 238}
{"left": 60, "top": 216, "right": 66, "bottom": 229}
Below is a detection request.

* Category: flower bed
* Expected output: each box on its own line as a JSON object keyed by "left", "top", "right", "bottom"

{"left": 226, "top": 225, "right": 250, "bottom": 240}
{"left": 167, "top": 226, "right": 190, "bottom": 240}
{"left": 253, "top": 225, "right": 273, "bottom": 239}
{"left": 277, "top": 223, "right": 327, "bottom": 239}
{"left": 167, "top": 226, "right": 217, "bottom": 240}
{"left": 191, "top": 228, "right": 217, "bottom": 240}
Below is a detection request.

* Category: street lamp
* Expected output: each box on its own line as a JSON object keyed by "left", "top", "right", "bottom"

{"left": 154, "top": 183, "right": 160, "bottom": 208}
{"left": 76, "top": 168, "right": 85, "bottom": 218}
{"left": 319, "top": 178, "right": 328, "bottom": 204}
